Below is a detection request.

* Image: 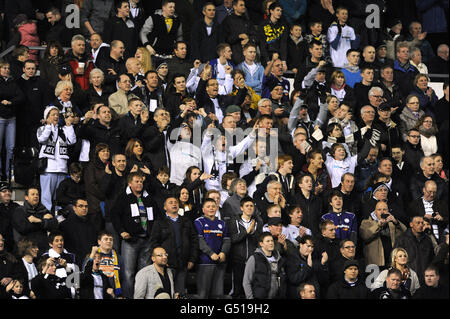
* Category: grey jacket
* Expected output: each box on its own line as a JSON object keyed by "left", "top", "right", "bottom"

{"left": 399, "top": 107, "right": 425, "bottom": 141}
{"left": 80, "top": 0, "right": 115, "bottom": 36}
{"left": 134, "top": 264, "right": 175, "bottom": 299}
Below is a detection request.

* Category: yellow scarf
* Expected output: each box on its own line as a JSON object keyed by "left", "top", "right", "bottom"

{"left": 165, "top": 17, "right": 173, "bottom": 32}
{"left": 98, "top": 248, "right": 122, "bottom": 296}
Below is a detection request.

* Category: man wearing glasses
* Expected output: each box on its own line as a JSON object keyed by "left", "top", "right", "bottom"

{"left": 329, "top": 239, "right": 364, "bottom": 284}
{"left": 134, "top": 247, "right": 177, "bottom": 299}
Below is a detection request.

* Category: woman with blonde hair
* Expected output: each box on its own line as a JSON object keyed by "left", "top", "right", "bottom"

{"left": 371, "top": 247, "right": 421, "bottom": 295}
{"left": 135, "top": 47, "right": 153, "bottom": 75}
{"left": 329, "top": 69, "right": 354, "bottom": 105}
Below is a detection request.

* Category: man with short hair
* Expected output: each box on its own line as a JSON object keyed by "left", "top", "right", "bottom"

{"left": 140, "top": 0, "right": 183, "bottom": 58}
{"left": 359, "top": 45, "right": 381, "bottom": 81}
{"left": 378, "top": 65, "right": 403, "bottom": 119}
{"left": 222, "top": 0, "right": 258, "bottom": 65}
{"left": 326, "top": 259, "right": 369, "bottom": 298}
{"left": 328, "top": 239, "right": 362, "bottom": 284}
{"left": 371, "top": 268, "right": 411, "bottom": 299}
{"left": 117, "top": 98, "right": 148, "bottom": 148}
{"left": 95, "top": 40, "right": 127, "bottom": 91}
{"left": 406, "top": 21, "right": 435, "bottom": 65}
{"left": 354, "top": 146, "right": 379, "bottom": 192}
{"left": 110, "top": 172, "right": 160, "bottom": 298}
{"left": 413, "top": 265, "right": 449, "bottom": 299}
{"left": 429, "top": 44, "right": 449, "bottom": 74}
{"left": 108, "top": 74, "right": 140, "bottom": 118}
{"left": 353, "top": 66, "right": 374, "bottom": 112}
{"left": 293, "top": 40, "right": 327, "bottom": 91}
{"left": 45, "top": 7, "right": 72, "bottom": 46}
{"left": 89, "top": 33, "right": 109, "bottom": 64}
{"left": 393, "top": 42, "right": 419, "bottom": 97}
{"left": 237, "top": 43, "right": 265, "bottom": 95}
{"left": 133, "top": 70, "right": 164, "bottom": 115}
{"left": 166, "top": 41, "right": 193, "bottom": 83}
{"left": 341, "top": 49, "right": 362, "bottom": 88}
{"left": 285, "top": 205, "right": 312, "bottom": 247}
{"left": 60, "top": 198, "right": 97, "bottom": 267}
{"left": 125, "top": 57, "right": 145, "bottom": 91}
{"left": 227, "top": 196, "right": 263, "bottom": 299}
{"left": 299, "top": 282, "right": 316, "bottom": 299}
{"left": 314, "top": 220, "right": 340, "bottom": 265}
{"left": 65, "top": 34, "right": 95, "bottom": 90}
{"left": 194, "top": 198, "right": 231, "bottom": 299}
{"left": 395, "top": 216, "right": 435, "bottom": 283}
{"left": 410, "top": 156, "right": 448, "bottom": 201}
{"left": 403, "top": 128, "right": 425, "bottom": 173}
{"left": 134, "top": 247, "right": 176, "bottom": 299}
{"left": 41, "top": 232, "right": 76, "bottom": 280}
{"left": 103, "top": 0, "right": 138, "bottom": 59}
{"left": 148, "top": 196, "right": 198, "bottom": 297}
{"left": 262, "top": 54, "right": 290, "bottom": 103}
{"left": 12, "top": 187, "right": 58, "bottom": 253}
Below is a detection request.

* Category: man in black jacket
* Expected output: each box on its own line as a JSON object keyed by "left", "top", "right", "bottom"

{"left": 60, "top": 198, "right": 97, "bottom": 268}
{"left": 0, "top": 182, "right": 19, "bottom": 253}
{"left": 413, "top": 265, "right": 449, "bottom": 299}
{"left": 221, "top": 0, "right": 258, "bottom": 65}
{"left": 95, "top": 40, "right": 127, "bottom": 92}
{"left": 410, "top": 156, "right": 448, "bottom": 201}
{"left": 45, "top": 7, "right": 72, "bottom": 47}
{"left": 117, "top": 98, "right": 148, "bottom": 149}
{"left": 110, "top": 172, "right": 160, "bottom": 298}
{"left": 102, "top": 1, "right": 138, "bottom": 59}
{"left": 395, "top": 216, "right": 434, "bottom": 284}
{"left": 166, "top": 41, "right": 194, "bottom": 83}
{"left": 190, "top": 2, "right": 223, "bottom": 63}
{"left": 148, "top": 195, "right": 198, "bottom": 297}
{"left": 12, "top": 187, "right": 58, "bottom": 254}
{"left": 326, "top": 259, "right": 370, "bottom": 299}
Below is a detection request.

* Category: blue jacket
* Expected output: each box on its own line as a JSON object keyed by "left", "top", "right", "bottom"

{"left": 208, "top": 58, "right": 235, "bottom": 82}
{"left": 237, "top": 62, "right": 265, "bottom": 95}
{"left": 321, "top": 211, "right": 357, "bottom": 243}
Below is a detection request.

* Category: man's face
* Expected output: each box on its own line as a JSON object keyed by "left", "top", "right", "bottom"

{"left": 222, "top": 46, "right": 232, "bottom": 60}
{"left": 299, "top": 239, "right": 314, "bottom": 257}
{"left": 175, "top": 43, "right": 187, "bottom": 59}
{"left": 162, "top": 2, "right": 176, "bottom": 17}
{"left": 289, "top": 207, "right": 303, "bottom": 225}
{"left": 50, "top": 235, "right": 64, "bottom": 254}
{"left": 25, "top": 189, "right": 40, "bottom": 206}
{"left": 164, "top": 197, "right": 179, "bottom": 215}
{"left": 222, "top": 115, "right": 236, "bottom": 129}
{"left": 310, "top": 23, "right": 322, "bottom": 35}
{"left": 391, "top": 148, "right": 403, "bottom": 163}
{"left": 270, "top": 6, "right": 282, "bottom": 20}
{"left": 233, "top": 0, "right": 246, "bottom": 15}
{"left": 272, "top": 59, "right": 284, "bottom": 76}
{"left": 374, "top": 201, "right": 389, "bottom": 220}
{"left": 203, "top": 4, "right": 216, "bottom": 19}
{"left": 151, "top": 248, "right": 168, "bottom": 267}
{"left": 98, "top": 106, "right": 112, "bottom": 124}
{"left": 206, "top": 79, "right": 219, "bottom": 97}
{"left": 381, "top": 67, "right": 393, "bottom": 82}
{"left": 268, "top": 224, "right": 282, "bottom": 237}
{"left": 410, "top": 217, "right": 424, "bottom": 234}
{"left": 300, "top": 285, "right": 316, "bottom": 299}
{"left": 46, "top": 12, "right": 60, "bottom": 24}
{"left": 112, "top": 42, "right": 125, "bottom": 57}
{"left": 280, "top": 160, "right": 293, "bottom": 174}
{"left": 424, "top": 270, "right": 439, "bottom": 287}
{"left": 341, "top": 175, "right": 355, "bottom": 193}
{"left": 243, "top": 46, "right": 256, "bottom": 62}
{"left": 72, "top": 40, "right": 85, "bottom": 56}
{"left": 241, "top": 201, "right": 255, "bottom": 217}
{"left": 322, "top": 224, "right": 336, "bottom": 239}
{"left": 361, "top": 106, "right": 375, "bottom": 123}
{"left": 386, "top": 274, "right": 402, "bottom": 290}
{"left": 423, "top": 183, "right": 437, "bottom": 201}
{"left": 330, "top": 195, "right": 343, "bottom": 211}
{"left": 344, "top": 266, "right": 359, "bottom": 281}
{"left": 290, "top": 25, "right": 302, "bottom": 38}
{"left": 98, "top": 235, "right": 113, "bottom": 252}
{"left": 374, "top": 186, "right": 388, "bottom": 201}
{"left": 146, "top": 72, "right": 159, "bottom": 89}
{"left": 421, "top": 158, "right": 435, "bottom": 176}
{"left": 174, "top": 76, "right": 186, "bottom": 92}
{"left": 361, "top": 69, "right": 374, "bottom": 83}
{"left": 203, "top": 201, "right": 217, "bottom": 219}
{"left": 267, "top": 183, "right": 282, "bottom": 199}
{"left": 259, "top": 235, "right": 275, "bottom": 252}
{"left": 90, "top": 34, "right": 102, "bottom": 49}
{"left": 73, "top": 199, "right": 89, "bottom": 217}
{"left": 127, "top": 58, "right": 141, "bottom": 74}
{"left": 347, "top": 52, "right": 360, "bottom": 66}
{"left": 118, "top": 75, "right": 131, "bottom": 92}
{"left": 208, "top": 193, "right": 221, "bottom": 208}
{"left": 438, "top": 45, "right": 449, "bottom": 61}
{"left": 363, "top": 46, "right": 376, "bottom": 62}
{"left": 407, "top": 130, "right": 420, "bottom": 145}
{"left": 129, "top": 100, "right": 143, "bottom": 116}
{"left": 0, "top": 188, "right": 12, "bottom": 203}
{"left": 258, "top": 100, "right": 272, "bottom": 115}
{"left": 23, "top": 62, "right": 36, "bottom": 78}
{"left": 310, "top": 44, "right": 323, "bottom": 59}
{"left": 336, "top": 9, "right": 348, "bottom": 23}
{"left": 340, "top": 241, "right": 356, "bottom": 259}
{"left": 271, "top": 85, "right": 284, "bottom": 100}
{"left": 377, "top": 46, "right": 387, "bottom": 58}
{"left": 397, "top": 47, "right": 409, "bottom": 62}
{"left": 117, "top": 2, "right": 130, "bottom": 17}
{"left": 128, "top": 176, "right": 144, "bottom": 194}
{"left": 378, "top": 160, "right": 392, "bottom": 177}
{"left": 410, "top": 23, "right": 422, "bottom": 38}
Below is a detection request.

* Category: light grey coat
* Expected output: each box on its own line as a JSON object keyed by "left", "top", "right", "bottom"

{"left": 134, "top": 264, "right": 175, "bottom": 299}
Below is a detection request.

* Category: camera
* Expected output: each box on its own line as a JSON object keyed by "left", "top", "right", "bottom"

{"left": 380, "top": 213, "right": 390, "bottom": 219}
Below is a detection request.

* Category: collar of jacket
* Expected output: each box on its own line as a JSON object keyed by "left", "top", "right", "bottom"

{"left": 126, "top": 186, "right": 149, "bottom": 198}
{"left": 23, "top": 201, "right": 48, "bottom": 215}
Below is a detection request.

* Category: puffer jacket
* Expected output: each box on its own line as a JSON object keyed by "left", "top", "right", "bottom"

{"left": 18, "top": 22, "right": 40, "bottom": 62}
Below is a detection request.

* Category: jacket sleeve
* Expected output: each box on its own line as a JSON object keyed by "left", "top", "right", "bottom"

{"left": 110, "top": 195, "right": 126, "bottom": 235}
{"left": 359, "top": 219, "right": 380, "bottom": 242}
{"left": 242, "top": 255, "right": 255, "bottom": 299}
{"left": 286, "top": 254, "right": 313, "bottom": 285}
{"left": 133, "top": 268, "right": 149, "bottom": 299}
{"left": 62, "top": 125, "right": 77, "bottom": 145}
{"left": 140, "top": 16, "right": 154, "bottom": 46}
{"left": 36, "top": 125, "right": 53, "bottom": 144}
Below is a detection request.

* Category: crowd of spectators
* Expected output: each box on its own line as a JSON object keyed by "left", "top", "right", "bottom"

{"left": 0, "top": 0, "right": 449, "bottom": 300}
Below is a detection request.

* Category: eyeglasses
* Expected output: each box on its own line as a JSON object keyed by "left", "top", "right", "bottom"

{"left": 155, "top": 253, "right": 168, "bottom": 257}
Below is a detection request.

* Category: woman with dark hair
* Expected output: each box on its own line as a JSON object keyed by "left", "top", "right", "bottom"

{"left": 124, "top": 138, "right": 151, "bottom": 176}
{"left": 40, "top": 41, "right": 65, "bottom": 89}
{"left": 84, "top": 143, "right": 110, "bottom": 232}
{"left": 298, "top": 149, "right": 331, "bottom": 197}
{"left": 177, "top": 186, "right": 198, "bottom": 222}
{"left": 414, "top": 115, "right": 438, "bottom": 156}
{"left": 180, "top": 166, "right": 210, "bottom": 220}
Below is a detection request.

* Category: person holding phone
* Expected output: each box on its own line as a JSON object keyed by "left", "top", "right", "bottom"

{"left": 360, "top": 201, "right": 407, "bottom": 269}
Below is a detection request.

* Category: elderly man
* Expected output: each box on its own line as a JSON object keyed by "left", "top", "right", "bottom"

{"left": 108, "top": 74, "right": 140, "bottom": 118}
{"left": 371, "top": 268, "right": 411, "bottom": 299}
{"left": 393, "top": 42, "right": 419, "bottom": 98}
{"left": 65, "top": 34, "right": 94, "bottom": 90}
{"left": 405, "top": 21, "right": 435, "bottom": 65}
{"left": 409, "top": 180, "right": 448, "bottom": 242}
{"left": 410, "top": 156, "right": 448, "bottom": 201}
{"left": 409, "top": 47, "right": 428, "bottom": 75}
{"left": 429, "top": 44, "right": 449, "bottom": 74}
{"left": 254, "top": 180, "right": 286, "bottom": 223}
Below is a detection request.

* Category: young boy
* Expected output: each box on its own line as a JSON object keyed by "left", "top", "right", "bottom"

{"left": 286, "top": 24, "right": 308, "bottom": 74}
{"left": 305, "top": 20, "right": 330, "bottom": 61}
{"left": 327, "top": 7, "right": 359, "bottom": 68}
{"left": 55, "top": 162, "right": 86, "bottom": 219}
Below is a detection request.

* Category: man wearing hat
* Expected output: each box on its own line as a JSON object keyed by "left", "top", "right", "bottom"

{"left": 0, "top": 182, "right": 19, "bottom": 252}
{"left": 267, "top": 216, "right": 295, "bottom": 256}
{"left": 375, "top": 44, "right": 393, "bottom": 67}
{"left": 373, "top": 101, "right": 401, "bottom": 157}
{"left": 326, "top": 258, "right": 370, "bottom": 299}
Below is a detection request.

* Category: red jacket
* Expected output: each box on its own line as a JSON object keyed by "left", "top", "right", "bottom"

{"left": 66, "top": 50, "right": 94, "bottom": 90}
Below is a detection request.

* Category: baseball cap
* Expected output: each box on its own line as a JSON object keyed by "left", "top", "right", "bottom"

{"left": 58, "top": 64, "right": 72, "bottom": 76}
